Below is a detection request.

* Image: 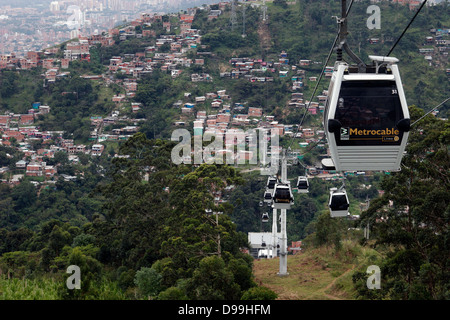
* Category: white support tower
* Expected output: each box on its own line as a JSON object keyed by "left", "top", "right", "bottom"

{"left": 271, "top": 208, "right": 277, "bottom": 258}
{"left": 278, "top": 150, "right": 289, "bottom": 276}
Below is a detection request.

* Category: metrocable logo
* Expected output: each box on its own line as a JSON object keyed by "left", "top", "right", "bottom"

{"left": 340, "top": 127, "right": 400, "bottom": 142}
{"left": 340, "top": 127, "right": 349, "bottom": 140}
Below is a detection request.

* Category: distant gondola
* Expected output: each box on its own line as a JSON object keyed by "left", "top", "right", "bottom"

{"left": 266, "top": 176, "right": 277, "bottom": 192}
{"left": 263, "top": 190, "right": 273, "bottom": 203}
{"left": 296, "top": 176, "right": 309, "bottom": 193}
{"left": 262, "top": 212, "right": 269, "bottom": 223}
{"left": 324, "top": 55, "right": 411, "bottom": 172}
{"left": 272, "top": 183, "right": 294, "bottom": 210}
{"left": 328, "top": 187, "right": 350, "bottom": 218}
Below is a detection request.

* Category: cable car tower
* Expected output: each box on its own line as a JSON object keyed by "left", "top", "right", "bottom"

{"left": 274, "top": 150, "right": 290, "bottom": 276}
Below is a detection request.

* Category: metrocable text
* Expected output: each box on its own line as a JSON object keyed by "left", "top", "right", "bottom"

{"left": 349, "top": 128, "right": 400, "bottom": 136}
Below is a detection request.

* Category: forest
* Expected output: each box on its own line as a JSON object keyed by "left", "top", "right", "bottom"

{"left": 0, "top": 106, "right": 448, "bottom": 300}
{"left": 1, "top": 134, "right": 267, "bottom": 300}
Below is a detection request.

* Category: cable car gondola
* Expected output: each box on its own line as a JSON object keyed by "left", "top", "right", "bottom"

{"left": 262, "top": 212, "right": 269, "bottom": 223}
{"left": 296, "top": 176, "right": 309, "bottom": 193}
{"left": 328, "top": 187, "right": 350, "bottom": 218}
{"left": 324, "top": 56, "right": 411, "bottom": 172}
{"left": 272, "top": 183, "right": 294, "bottom": 210}
{"left": 263, "top": 190, "right": 273, "bottom": 203}
{"left": 266, "top": 176, "right": 277, "bottom": 192}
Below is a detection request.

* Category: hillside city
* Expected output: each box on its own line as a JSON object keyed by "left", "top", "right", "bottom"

{"left": 0, "top": 0, "right": 219, "bottom": 55}
{"left": 0, "top": 0, "right": 448, "bottom": 190}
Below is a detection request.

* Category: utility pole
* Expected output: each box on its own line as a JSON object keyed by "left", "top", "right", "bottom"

{"left": 230, "top": 0, "right": 237, "bottom": 32}
{"left": 364, "top": 196, "right": 370, "bottom": 240}
{"left": 242, "top": 4, "right": 246, "bottom": 38}
{"left": 262, "top": 0, "right": 267, "bottom": 21}
{"left": 216, "top": 211, "right": 221, "bottom": 257}
{"left": 278, "top": 149, "right": 288, "bottom": 276}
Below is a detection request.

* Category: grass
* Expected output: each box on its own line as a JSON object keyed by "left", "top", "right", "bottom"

{"left": 0, "top": 276, "right": 61, "bottom": 300}
{"left": 0, "top": 275, "right": 128, "bottom": 300}
{"left": 252, "top": 239, "right": 381, "bottom": 300}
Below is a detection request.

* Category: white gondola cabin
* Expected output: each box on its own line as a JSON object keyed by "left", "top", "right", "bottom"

{"left": 328, "top": 187, "right": 350, "bottom": 217}
{"left": 266, "top": 176, "right": 277, "bottom": 192}
{"left": 324, "top": 56, "right": 411, "bottom": 172}
{"left": 262, "top": 212, "right": 269, "bottom": 223}
{"left": 272, "top": 183, "right": 294, "bottom": 210}
{"left": 261, "top": 236, "right": 266, "bottom": 247}
{"left": 263, "top": 190, "right": 273, "bottom": 203}
{"left": 296, "top": 176, "right": 309, "bottom": 193}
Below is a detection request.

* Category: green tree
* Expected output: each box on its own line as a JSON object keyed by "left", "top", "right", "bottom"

{"left": 273, "top": 0, "right": 288, "bottom": 9}
{"left": 226, "top": 257, "right": 256, "bottom": 292}
{"left": 54, "top": 151, "right": 69, "bottom": 165}
{"left": 134, "top": 267, "right": 163, "bottom": 298}
{"left": 358, "top": 106, "right": 449, "bottom": 300}
{"left": 59, "top": 246, "right": 103, "bottom": 300}
{"left": 10, "top": 180, "right": 37, "bottom": 211}
{"left": 313, "top": 211, "right": 343, "bottom": 249}
{"left": 157, "top": 286, "right": 189, "bottom": 300}
{"left": 0, "top": 71, "right": 18, "bottom": 98}
{"left": 186, "top": 255, "right": 241, "bottom": 300}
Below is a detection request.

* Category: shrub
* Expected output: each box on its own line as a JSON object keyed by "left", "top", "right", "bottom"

{"left": 241, "top": 286, "right": 278, "bottom": 300}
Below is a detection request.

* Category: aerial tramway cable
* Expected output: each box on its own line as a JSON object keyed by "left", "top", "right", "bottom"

{"left": 410, "top": 97, "right": 450, "bottom": 127}
{"left": 386, "top": 0, "right": 428, "bottom": 57}
{"left": 286, "top": 33, "right": 338, "bottom": 152}
{"left": 286, "top": 0, "right": 355, "bottom": 154}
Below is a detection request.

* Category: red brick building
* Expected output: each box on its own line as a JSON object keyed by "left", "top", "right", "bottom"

{"left": 20, "top": 114, "right": 34, "bottom": 125}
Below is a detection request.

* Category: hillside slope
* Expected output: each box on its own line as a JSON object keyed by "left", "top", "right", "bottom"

{"left": 253, "top": 240, "right": 380, "bottom": 300}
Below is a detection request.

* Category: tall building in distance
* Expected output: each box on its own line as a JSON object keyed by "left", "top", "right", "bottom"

{"left": 50, "top": 1, "right": 60, "bottom": 13}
